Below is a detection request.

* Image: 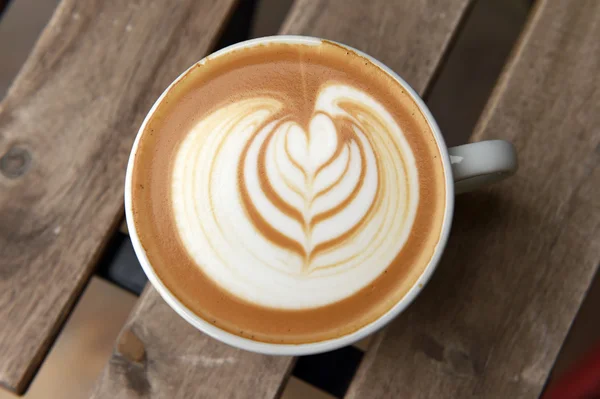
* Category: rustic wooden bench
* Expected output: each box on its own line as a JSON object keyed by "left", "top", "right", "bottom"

{"left": 0, "top": 0, "right": 598, "bottom": 397}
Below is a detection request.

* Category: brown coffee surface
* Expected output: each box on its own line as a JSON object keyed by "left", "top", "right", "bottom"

{"left": 130, "top": 40, "right": 446, "bottom": 343}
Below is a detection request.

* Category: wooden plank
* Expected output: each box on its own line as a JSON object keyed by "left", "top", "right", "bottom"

{"left": 0, "top": 277, "right": 136, "bottom": 399}
{"left": 91, "top": 0, "right": 473, "bottom": 398}
{"left": 89, "top": 286, "right": 296, "bottom": 399}
{"left": 281, "top": 0, "right": 473, "bottom": 94}
{"left": 347, "top": 1, "right": 600, "bottom": 398}
{"left": 0, "top": 0, "right": 238, "bottom": 394}
{"left": 281, "top": 377, "right": 336, "bottom": 399}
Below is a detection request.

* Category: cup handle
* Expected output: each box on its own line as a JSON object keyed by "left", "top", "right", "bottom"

{"left": 448, "top": 140, "right": 517, "bottom": 194}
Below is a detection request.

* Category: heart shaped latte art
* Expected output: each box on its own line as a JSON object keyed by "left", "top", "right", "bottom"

{"left": 172, "top": 84, "right": 419, "bottom": 309}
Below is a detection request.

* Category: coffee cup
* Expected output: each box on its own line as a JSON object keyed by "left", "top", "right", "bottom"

{"left": 125, "top": 36, "right": 517, "bottom": 355}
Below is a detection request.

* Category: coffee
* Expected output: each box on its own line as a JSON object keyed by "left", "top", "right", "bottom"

{"left": 131, "top": 40, "right": 446, "bottom": 343}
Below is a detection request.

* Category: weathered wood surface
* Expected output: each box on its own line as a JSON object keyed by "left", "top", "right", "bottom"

{"left": 91, "top": 0, "right": 473, "bottom": 397}
{"left": 89, "top": 286, "right": 296, "bottom": 399}
{"left": 347, "top": 1, "right": 600, "bottom": 398}
{"left": 0, "top": 0, "right": 238, "bottom": 393}
{"left": 281, "top": 0, "right": 473, "bottom": 94}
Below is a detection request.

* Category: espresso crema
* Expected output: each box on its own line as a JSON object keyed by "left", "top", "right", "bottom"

{"left": 131, "top": 40, "right": 446, "bottom": 343}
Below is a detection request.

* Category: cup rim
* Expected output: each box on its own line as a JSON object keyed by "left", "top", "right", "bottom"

{"left": 124, "top": 35, "right": 455, "bottom": 356}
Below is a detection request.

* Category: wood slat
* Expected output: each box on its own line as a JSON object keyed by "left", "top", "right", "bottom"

{"left": 0, "top": 277, "right": 136, "bottom": 399}
{"left": 347, "top": 1, "right": 600, "bottom": 398}
{"left": 281, "top": 0, "right": 473, "bottom": 94}
{"left": 0, "top": 0, "right": 238, "bottom": 393}
{"left": 91, "top": 0, "right": 472, "bottom": 397}
{"left": 90, "top": 286, "right": 296, "bottom": 399}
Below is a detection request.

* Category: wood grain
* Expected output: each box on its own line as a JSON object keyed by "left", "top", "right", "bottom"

{"left": 89, "top": 286, "right": 296, "bottom": 399}
{"left": 0, "top": 0, "right": 238, "bottom": 393}
{"left": 0, "top": 277, "right": 137, "bottom": 399}
{"left": 281, "top": 0, "right": 473, "bottom": 95}
{"left": 347, "top": 1, "right": 600, "bottom": 398}
{"left": 91, "top": 0, "right": 473, "bottom": 397}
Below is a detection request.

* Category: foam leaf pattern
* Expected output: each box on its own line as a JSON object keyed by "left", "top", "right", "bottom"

{"left": 172, "top": 84, "right": 419, "bottom": 309}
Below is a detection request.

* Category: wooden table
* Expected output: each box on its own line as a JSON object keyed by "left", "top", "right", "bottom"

{"left": 1, "top": 0, "right": 599, "bottom": 397}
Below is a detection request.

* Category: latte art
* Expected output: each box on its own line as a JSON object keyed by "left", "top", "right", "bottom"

{"left": 172, "top": 84, "right": 419, "bottom": 309}
{"left": 132, "top": 41, "right": 446, "bottom": 343}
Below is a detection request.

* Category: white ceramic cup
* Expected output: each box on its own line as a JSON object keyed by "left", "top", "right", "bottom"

{"left": 125, "top": 36, "right": 517, "bottom": 356}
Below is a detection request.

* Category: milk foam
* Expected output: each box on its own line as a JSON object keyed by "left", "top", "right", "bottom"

{"left": 172, "top": 84, "right": 419, "bottom": 309}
